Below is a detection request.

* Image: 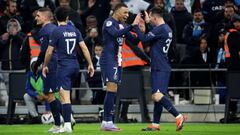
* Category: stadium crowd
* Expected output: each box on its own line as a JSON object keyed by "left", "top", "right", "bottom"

{"left": 0, "top": 0, "right": 240, "bottom": 124}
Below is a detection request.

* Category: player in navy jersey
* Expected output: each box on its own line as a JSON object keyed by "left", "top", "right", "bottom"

{"left": 34, "top": 7, "right": 62, "bottom": 133}
{"left": 100, "top": 3, "right": 136, "bottom": 131}
{"left": 42, "top": 7, "right": 94, "bottom": 133}
{"left": 132, "top": 7, "right": 187, "bottom": 131}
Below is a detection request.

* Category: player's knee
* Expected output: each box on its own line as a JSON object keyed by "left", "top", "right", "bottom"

{"left": 106, "top": 82, "right": 118, "bottom": 93}
{"left": 46, "top": 93, "right": 55, "bottom": 103}
{"left": 59, "top": 90, "right": 71, "bottom": 104}
{"left": 152, "top": 91, "right": 164, "bottom": 102}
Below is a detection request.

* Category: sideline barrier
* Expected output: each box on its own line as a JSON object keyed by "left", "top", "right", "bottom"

{"left": 1, "top": 68, "right": 231, "bottom": 123}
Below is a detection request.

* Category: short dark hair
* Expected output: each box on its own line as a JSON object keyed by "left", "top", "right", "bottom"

{"left": 193, "top": 9, "right": 202, "bottom": 14}
{"left": 7, "top": 0, "right": 16, "bottom": 6}
{"left": 54, "top": 7, "right": 70, "bottom": 22}
{"left": 225, "top": 5, "right": 235, "bottom": 10}
{"left": 38, "top": 7, "right": 53, "bottom": 20}
{"left": 113, "top": 3, "right": 128, "bottom": 14}
{"left": 149, "top": 6, "right": 164, "bottom": 17}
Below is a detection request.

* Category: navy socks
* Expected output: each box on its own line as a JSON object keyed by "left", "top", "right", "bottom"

{"left": 159, "top": 96, "right": 179, "bottom": 117}
{"left": 49, "top": 99, "right": 61, "bottom": 126}
{"left": 103, "top": 91, "right": 116, "bottom": 121}
{"left": 62, "top": 104, "right": 71, "bottom": 122}
{"left": 153, "top": 101, "right": 163, "bottom": 124}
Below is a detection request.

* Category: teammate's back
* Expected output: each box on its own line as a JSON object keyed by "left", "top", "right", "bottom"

{"left": 50, "top": 24, "right": 83, "bottom": 67}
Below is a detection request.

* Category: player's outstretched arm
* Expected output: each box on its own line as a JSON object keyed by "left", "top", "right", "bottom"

{"left": 79, "top": 41, "right": 94, "bottom": 77}
{"left": 42, "top": 46, "right": 54, "bottom": 77}
{"left": 105, "top": 22, "right": 132, "bottom": 38}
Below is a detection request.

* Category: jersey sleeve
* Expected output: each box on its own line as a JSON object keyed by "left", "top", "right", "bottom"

{"left": 40, "top": 35, "right": 50, "bottom": 52}
{"left": 76, "top": 29, "right": 83, "bottom": 43}
{"left": 105, "top": 21, "right": 132, "bottom": 37}
{"left": 125, "top": 32, "right": 140, "bottom": 45}
{"left": 49, "top": 29, "right": 59, "bottom": 48}
{"left": 133, "top": 25, "right": 159, "bottom": 42}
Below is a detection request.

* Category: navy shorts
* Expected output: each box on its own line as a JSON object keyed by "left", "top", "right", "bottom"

{"left": 43, "top": 72, "right": 58, "bottom": 94}
{"left": 151, "top": 70, "right": 170, "bottom": 94}
{"left": 100, "top": 64, "right": 122, "bottom": 84}
{"left": 56, "top": 67, "right": 79, "bottom": 91}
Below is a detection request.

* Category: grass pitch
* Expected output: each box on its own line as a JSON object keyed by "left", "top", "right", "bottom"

{"left": 0, "top": 123, "right": 240, "bottom": 135}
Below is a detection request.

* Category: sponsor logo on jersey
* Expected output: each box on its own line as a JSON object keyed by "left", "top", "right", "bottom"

{"left": 119, "top": 24, "right": 124, "bottom": 29}
{"left": 148, "top": 32, "right": 155, "bottom": 37}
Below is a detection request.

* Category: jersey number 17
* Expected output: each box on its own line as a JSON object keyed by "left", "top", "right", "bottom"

{"left": 65, "top": 38, "right": 76, "bottom": 54}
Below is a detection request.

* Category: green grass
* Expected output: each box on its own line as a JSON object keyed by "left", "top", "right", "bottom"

{"left": 0, "top": 123, "right": 240, "bottom": 135}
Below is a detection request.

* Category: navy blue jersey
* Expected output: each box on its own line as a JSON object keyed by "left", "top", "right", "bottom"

{"left": 39, "top": 23, "right": 57, "bottom": 55}
{"left": 100, "top": 17, "right": 132, "bottom": 67}
{"left": 38, "top": 23, "right": 57, "bottom": 72}
{"left": 49, "top": 24, "right": 83, "bottom": 66}
{"left": 134, "top": 24, "right": 172, "bottom": 72}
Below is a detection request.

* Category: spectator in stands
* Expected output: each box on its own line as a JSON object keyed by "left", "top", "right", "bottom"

{"left": 84, "top": 27, "right": 101, "bottom": 58}
{"left": 202, "top": 0, "right": 224, "bottom": 46}
{"left": 214, "top": 28, "right": 227, "bottom": 104}
{"left": 170, "top": 0, "right": 192, "bottom": 44}
{"left": 55, "top": 0, "right": 81, "bottom": 12}
{"left": 224, "top": 0, "right": 239, "bottom": 12}
{"left": 219, "top": 13, "right": 240, "bottom": 123}
{"left": 165, "top": 0, "right": 194, "bottom": 13}
{"left": 225, "top": 13, "right": 240, "bottom": 76}
{"left": 211, "top": 4, "right": 236, "bottom": 49}
{"left": 81, "top": 0, "right": 111, "bottom": 35}
{"left": 202, "top": 0, "right": 224, "bottom": 24}
{"left": 87, "top": 44, "right": 105, "bottom": 104}
{"left": 189, "top": 35, "right": 213, "bottom": 86}
{"left": 0, "top": 18, "right": 25, "bottom": 106}
{"left": 0, "top": 0, "right": 23, "bottom": 35}
{"left": 20, "top": 0, "right": 55, "bottom": 33}
{"left": 58, "top": 0, "right": 84, "bottom": 36}
{"left": 85, "top": 15, "right": 98, "bottom": 31}
{"left": 182, "top": 9, "right": 208, "bottom": 58}
{"left": 23, "top": 58, "right": 50, "bottom": 124}
{"left": 215, "top": 29, "right": 226, "bottom": 69}
{"left": 191, "top": 0, "right": 202, "bottom": 13}
{"left": 0, "top": 18, "right": 25, "bottom": 70}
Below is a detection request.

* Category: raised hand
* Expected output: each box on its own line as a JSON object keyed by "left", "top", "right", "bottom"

{"left": 144, "top": 11, "right": 150, "bottom": 23}
{"left": 132, "top": 13, "right": 141, "bottom": 26}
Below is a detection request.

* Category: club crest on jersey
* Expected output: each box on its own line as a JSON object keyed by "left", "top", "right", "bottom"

{"left": 40, "top": 37, "right": 44, "bottom": 43}
{"left": 106, "top": 21, "right": 112, "bottom": 27}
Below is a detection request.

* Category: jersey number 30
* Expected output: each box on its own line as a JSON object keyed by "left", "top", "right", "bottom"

{"left": 65, "top": 38, "right": 76, "bottom": 54}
